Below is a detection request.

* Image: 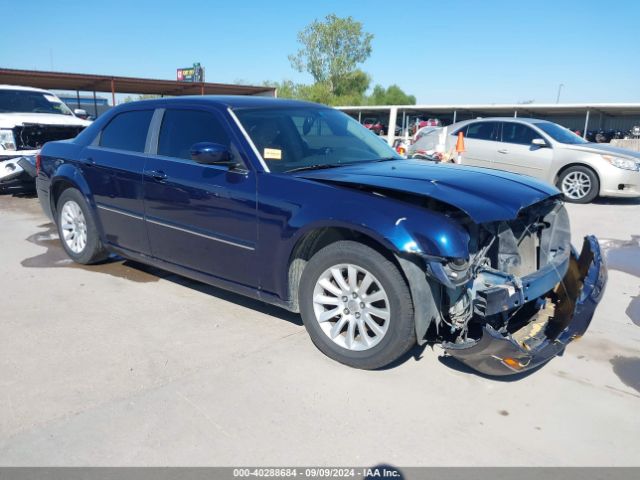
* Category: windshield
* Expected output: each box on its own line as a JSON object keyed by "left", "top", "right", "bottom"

{"left": 0, "top": 90, "right": 74, "bottom": 116}
{"left": 533, "top": 121, "right": 588, "bottom": 144}
{"left": 234, "top": 106, "right": 401, "bottom": 173}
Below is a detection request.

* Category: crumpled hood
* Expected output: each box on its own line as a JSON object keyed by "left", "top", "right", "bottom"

{"left": 563, "top": 142, "right": 640, "bottom": 160}
{"left": 297, "top": 160, "right": 560, "bottom": 223}
{"left": 0, "top": 113, "right": 91, "bottom": 129}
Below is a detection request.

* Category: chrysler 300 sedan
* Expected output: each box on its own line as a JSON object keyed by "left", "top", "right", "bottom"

{"left": 35, "top": 97, "right": 607, "bottom": 375}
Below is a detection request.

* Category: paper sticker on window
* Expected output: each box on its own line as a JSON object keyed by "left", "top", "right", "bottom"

{"left": 43, "top": 94, "right": 62, "bottom": 103}
{"left": 264, "top": 148, "right": 282, "bottom": 160}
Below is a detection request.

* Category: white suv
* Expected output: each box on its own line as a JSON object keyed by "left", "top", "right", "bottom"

{"left": 1, "top": 85, "right": 91, "bottom": 185}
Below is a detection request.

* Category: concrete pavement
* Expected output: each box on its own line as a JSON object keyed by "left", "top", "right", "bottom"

{"left": 0, "top": 194, "right": 638, "bottom": 466}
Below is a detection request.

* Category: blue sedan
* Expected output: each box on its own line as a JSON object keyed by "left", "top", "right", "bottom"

{"left": 35, "top": 96, "right": 606, "bottom": 375}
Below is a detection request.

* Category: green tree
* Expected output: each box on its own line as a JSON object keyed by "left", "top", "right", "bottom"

{"left": 289, "top": 14, "right": 373, "bottom": 96}
{"left": 367, "top": 84, "right": 416, "bottom": 105}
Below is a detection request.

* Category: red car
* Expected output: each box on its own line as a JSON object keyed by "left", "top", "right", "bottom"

{"left": 363, "top": 117, "right": 386, "bottom": 135}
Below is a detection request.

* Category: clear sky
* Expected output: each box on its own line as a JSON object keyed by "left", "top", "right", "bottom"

{"left": 2, "top": 0, "right": 639, "bottom": 104}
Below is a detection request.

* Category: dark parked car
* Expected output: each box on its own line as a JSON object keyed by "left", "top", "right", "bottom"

{"left": 35, "top": 96, "right": 606, "bottom": 375}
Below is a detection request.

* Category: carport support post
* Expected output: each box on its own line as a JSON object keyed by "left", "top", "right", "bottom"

{"left": 583, "top": 110, "right": 590, "bottom": 139}
{"left": 93, "top": 91, "right": 98, "bottom": 118}
{"left": 514, "top": 110, "right": 518, "bottom": 118}
{"left": 76, "top": 90, "right": 80, "bottom": 109}
{"left": 387, "top": 107, "right": 397, "bottom": 146}
{"left": 358, "top": 111, "right": 362, "bottom": 123}
{"left": 401, "top": 110, "right": 406, "bottom": 137}
{"left": 452, "top": 110, "right": 457, "bottom": 124}
{"left": 111, "top": 78, "right": 116, "bottom": 107}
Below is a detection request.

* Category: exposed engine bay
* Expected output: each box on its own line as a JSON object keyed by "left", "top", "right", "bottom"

{"left": 419, "top": 198, "right": 603, "bottom": 374}
{"left": 12, "top": 123, "right": 85, "bottom": 150}
{"left": 433, "top": 199, "right": 570, "bottom": 340}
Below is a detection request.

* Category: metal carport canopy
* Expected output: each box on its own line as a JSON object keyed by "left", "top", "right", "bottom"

{"left": 338, "top": 102, "right": 640, "bottom": 144}
{"left": 0, "top": 68, "right": 276, "bottom": 103}
{"left": 338, "top": 103, "right": 640, "bottom": 116}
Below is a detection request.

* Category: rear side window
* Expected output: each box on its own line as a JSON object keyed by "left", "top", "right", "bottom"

{"left": 502, "top": 122, "right": 540, "bottom": 145}
{"left": 466, "top": 122, "right": 500, "bottom": 141}
{"left": 100, "top": 110, "right": 153, "bottom": 152}
{"left": 158, "top": 109, "right": 230, "bottom": 160}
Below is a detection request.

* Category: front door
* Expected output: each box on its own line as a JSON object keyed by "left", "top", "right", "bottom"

{"left": 142, "top": 107, "right": 257, "bottom": 287}
{"left": 494, "top": 122, "right": 554, "bottom": 179}
{"left": 81, "top": 108, "right": 154, "bottom": 255}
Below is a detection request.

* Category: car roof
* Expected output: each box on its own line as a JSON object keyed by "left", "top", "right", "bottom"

{"left": 0, "top": 84, "right": 54, "bottom": 94}
{"left": 121, "top": 95, "right": 327, "bottom": 110}
{"left": 449, "top": 117, "right": 552, "bottom": 128}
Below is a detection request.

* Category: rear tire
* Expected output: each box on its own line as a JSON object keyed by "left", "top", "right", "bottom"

{"left": 557, "top": 166, "right": 599, "bottom": 204}
{"left": 56, "top": 188, "right": 108, "bottom": 264}
{"left": 299, "top": 241, "right": 416, "bottom": 369}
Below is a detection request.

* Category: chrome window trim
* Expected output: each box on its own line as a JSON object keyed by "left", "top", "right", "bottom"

{"left": 227, "top": 107, "right": 270, "bottom": 173}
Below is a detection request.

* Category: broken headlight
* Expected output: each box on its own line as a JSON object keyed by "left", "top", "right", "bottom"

{"left": 426, "top": 257, "right": 472, "bottom": 288}
{"left": 0, "top": 129, "right": 16, "bottom": 151}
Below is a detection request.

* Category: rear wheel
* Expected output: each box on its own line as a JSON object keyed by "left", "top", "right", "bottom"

{"left": 557, "top": 166, "right": 599, "bottom": 204}
{"left": 299, "top": 241, "right": 415, "bottom": 369}
{"left": 56, "top": 188, "right": 108, "bottom": 264}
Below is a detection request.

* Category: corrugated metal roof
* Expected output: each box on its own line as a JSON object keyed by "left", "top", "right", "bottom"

{"left": 0, "top": 68, "right": 275, "bottom": 97}
{"left": 338, "top": 103, "right": 640, "bottom": 115}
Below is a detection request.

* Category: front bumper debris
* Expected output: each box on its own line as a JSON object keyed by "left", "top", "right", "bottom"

{"left": 443, "top": 236, "right": 606, "bottom": 376}
{"left": 0, "top": 156, "right": 36, "bottom": 190}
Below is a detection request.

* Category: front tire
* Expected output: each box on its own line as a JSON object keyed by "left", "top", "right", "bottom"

{"left": 56, "top": 188, "right": 108, "bottom": 264}
{"left": 299, "top": 241, "right": 416, "bottom": 369}
{"left": 557, "top": 166, "right": 599, "bottom": 204}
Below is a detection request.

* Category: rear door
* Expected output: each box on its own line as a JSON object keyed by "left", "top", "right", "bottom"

{"left": 495, "top": 122, "right": 553, "bottom": 178}
{"left": 457, "top": 121, "right": 501, "bottom": 168}
{"left": 142, "top": 107, "right": 258, "bottom": 287}
{"left": 81, "top": 109, "right": 153, "bottom": 254}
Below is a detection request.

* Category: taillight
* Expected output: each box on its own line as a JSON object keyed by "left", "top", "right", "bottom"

{"left": 36, "top": 154, "right": 41, "bottom": 175}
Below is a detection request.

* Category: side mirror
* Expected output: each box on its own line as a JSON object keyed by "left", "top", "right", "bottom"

{"left": 74, "top": 108, "right": 88, "bottom": 118}
{"left": 190, "top": 142, "right": 235, "bottom": 166}
{"left": 531, "top": 138, "right": 548, "bottom": 148}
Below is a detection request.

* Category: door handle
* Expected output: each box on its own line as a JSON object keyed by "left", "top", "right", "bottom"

{"left": 81, "top": 157, "right": 96, "bottom": 166}
{"left": 147, "top": 170, "right": 168, "bottom": 181}
{"left": 497, "top": 149, "right": 508, "bottom": 154}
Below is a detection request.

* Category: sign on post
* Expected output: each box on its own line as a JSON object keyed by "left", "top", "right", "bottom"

{"left": 177, "top": 63, "right": 205, "bottom": 82}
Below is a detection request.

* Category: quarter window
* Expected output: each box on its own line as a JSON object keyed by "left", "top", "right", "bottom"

{"left": 502, "top": 123, "right": 540, "bottom": 145}
{"left": 100, "top": 110, "right": 153, "bottom": 152}
{"left": 466, "top": 122, "right": 500, "bottom": 141}
{"left": 158, "top": 109, "right": 230, "bottom": 160}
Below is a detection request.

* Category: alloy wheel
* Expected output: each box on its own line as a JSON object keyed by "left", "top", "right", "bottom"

{"left": 561, "top": 171, "right": 592, "bottom": 200}
{"left": 312, "top": 263, "right": 390, "bottom": 351}
{"left": 60, "top": 200, "right": 88, "bottom": 254}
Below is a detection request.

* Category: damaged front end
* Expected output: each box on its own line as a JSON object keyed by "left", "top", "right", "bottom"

{"left": 420, "top": 199, "right": 607, "bottom": 376}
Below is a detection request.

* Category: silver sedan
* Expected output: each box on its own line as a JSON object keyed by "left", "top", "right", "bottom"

{"left": 410, "top": 117, "right": 640, "bottom": 203}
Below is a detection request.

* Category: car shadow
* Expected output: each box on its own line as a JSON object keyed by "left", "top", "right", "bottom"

{"left": 593, "top": 196, "right": 640, "bottom": 206}
{"left": 160, "top": 269, "right": 303, "bottom": 326}
{"left": 375, "top": 342, "right": 431, "bottom": 370}
{"left": 0, "top": 185, "right": 37, "bottom": 197}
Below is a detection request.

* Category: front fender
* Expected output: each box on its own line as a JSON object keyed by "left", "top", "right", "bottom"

{"left": 287, "top": 196, "right": 471, "bottom": 260}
